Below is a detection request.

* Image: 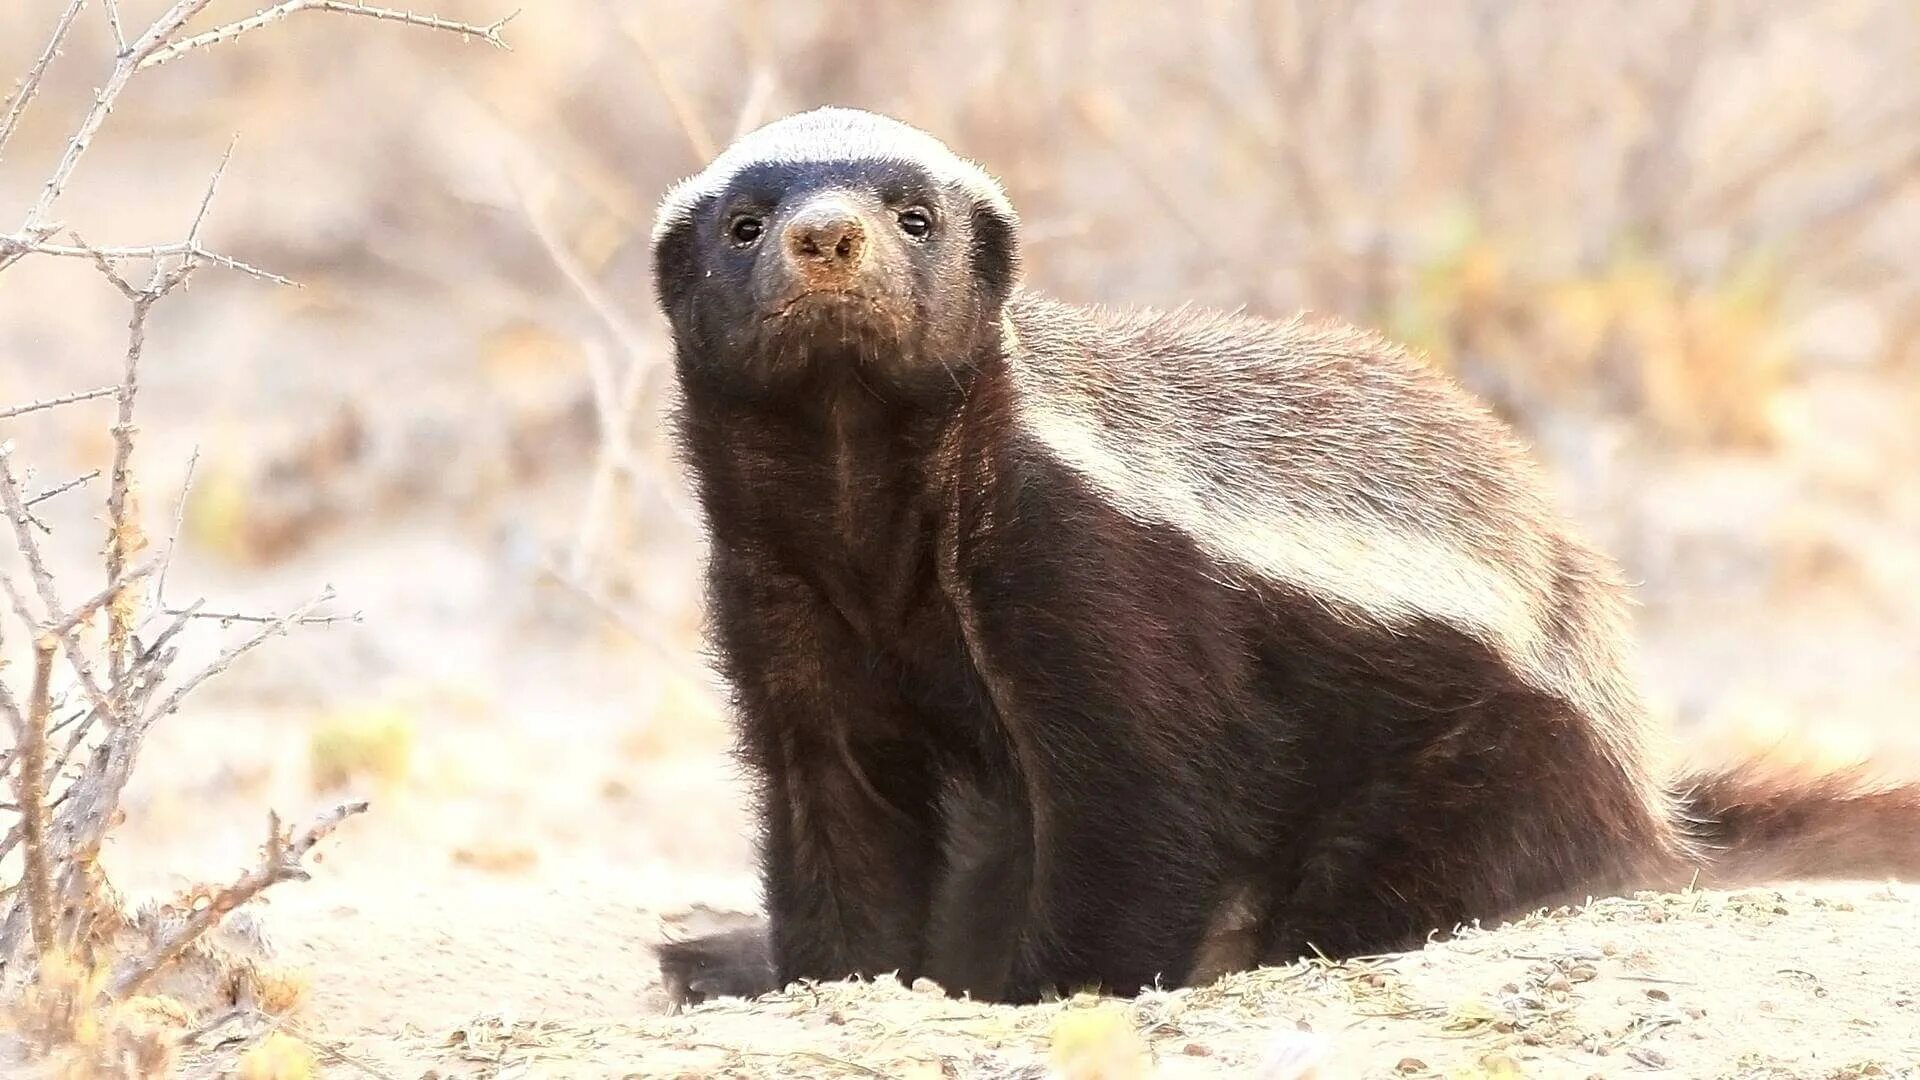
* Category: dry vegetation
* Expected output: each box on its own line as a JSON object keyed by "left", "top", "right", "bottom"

{"left": 0, "top": 1, "right": 510, "bottom": 1074}
{"left": 1, "top": 0, "right": 1918, "bottom": 1077}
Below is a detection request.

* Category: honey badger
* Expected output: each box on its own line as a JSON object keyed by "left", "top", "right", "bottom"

{"left": 647, "top": 106, "right": 1920, "bottom": 1007}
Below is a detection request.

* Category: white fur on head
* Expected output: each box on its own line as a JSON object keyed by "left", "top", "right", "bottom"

{"left": 650, "top": 106, "right": 1017, "bottom": 248}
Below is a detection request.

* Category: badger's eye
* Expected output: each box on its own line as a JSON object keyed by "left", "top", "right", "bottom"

{"left": 897, "top": 207, "right": 933, "bottom": 239}
{"left": 729, "top": 215, "right": 765, "bottom": 245}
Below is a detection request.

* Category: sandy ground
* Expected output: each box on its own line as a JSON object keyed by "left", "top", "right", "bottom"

{"left": 453, "top": 885, "right": 1920, "bottom": 1079}
{"left": 117, "top": 805, "right": 1920, "bottom": 1078}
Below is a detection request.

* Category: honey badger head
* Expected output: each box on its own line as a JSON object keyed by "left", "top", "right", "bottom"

{"left": 651, "top": 107, "right": 1021, "bottom": 407}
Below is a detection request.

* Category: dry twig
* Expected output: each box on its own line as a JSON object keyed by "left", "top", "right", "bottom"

{"left": 10, "top": 235, "right": 301, "bottom": 287}
{"left": 516, "top": 180, "right": 695, "bottom": 546}
{"left": 108, "top": 802, "right": 368, "bottom": 998}
{"left": 0, "top": 446, "right": 117, "bottom": 726}
{"left": 153, "top": 448, "right": 198, "bottom": 609}
{"left": 537, "top": 559, "right": 712, "bottom": 692}
{"left": 25, "top": 471, "right": 101, "bottom": 510}
{"left": 620, "top": 14, "right": 717, "bottom": 163}
{"left": 0, "top": 387, "right": 117, "bottom": 422}
{"left": 139, "top": 1, "right": 516, "bottom": 70}
{"left": 16, "top": 642, "right": 56, "bottom": 958}
{"left": 2, "top": 0, "right": 221, "bottom": 271}
{"left": 0, "top": 0, "right": 89, "bottom": 164}
{"left": 164, "top": 607, "right": 362, "bottom": 628}
{"left": 148, "top": 588, "right": 339, "bottom": 722}
{"left": 102, "top": 0, "right": 128, "bottom": 56}
{"left": 1, "top": 0, "right": 510, "bottom": 276}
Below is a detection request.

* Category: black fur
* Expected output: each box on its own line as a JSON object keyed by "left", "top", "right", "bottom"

{"left": 656, "top": 924, "right": 774, "bottom": 1009}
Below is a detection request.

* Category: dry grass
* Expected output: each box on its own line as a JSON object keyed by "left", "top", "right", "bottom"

{"left": 306, "top": 702, "right": 416, "bottom": 792}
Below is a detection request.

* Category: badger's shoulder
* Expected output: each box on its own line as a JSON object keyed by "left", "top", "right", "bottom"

{"left": 996, "top": 290, "right": 1651, "bottom": 747}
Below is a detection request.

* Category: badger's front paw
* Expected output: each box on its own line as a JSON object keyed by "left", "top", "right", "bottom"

{"left": 655, "top": 918, "right": 775, "bottom": 1010}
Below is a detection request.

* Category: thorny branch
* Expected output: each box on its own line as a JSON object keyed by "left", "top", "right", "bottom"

{"left": 108, "top": 802, "right": 368, "bottom": 999}
{"left": 148, "top": 587, "right": 340, "bottom": 723}
{"left": 154, "top": 449, "right": 198, "bottom": 609}
{"left": 0, "top": 0, "right": 510, "bottom": 276}
{"left": 25, "top": 471, "right": 102, "bottom": 511}
{"left": 0, "top": 446, "right": 118, "bottom": 727}
{"left": 1, "top": 0, "right": 509, "bottom": 1020}
{"left": 45, "top": 598, "right": 203, "bottom": 791}
{"left": 0, "top": 387, "right": 117, "bottom": 422}
{"left": 4, "top": 235, "right": 300, "bottom": 288}
{"left": 139, "top": 1, "right": 517, "bottom": 70}
{"left": 0, "top": 0, "right": 89, "bottom": 165}
{"left": 102, "top": 0, "right": 128, "bottom": 57}
{"left": 52, "top": 563, "right": 159, "bottom": 640}
{"left": 1, "top": 0, "right": 223, "bottom": 273}
{"left": 0, "top": 7, "right": 512, "bottom": 1068}
{"left": 102, "top": 256, "right": 203, "bottom": 683}
{"left": 164, "top": 607, "right": 362, "bottom": 628}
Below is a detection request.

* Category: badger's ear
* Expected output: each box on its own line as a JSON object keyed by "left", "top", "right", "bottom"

{"left": 650, "top": 196, "right": 707, "bottom": 318}
{"left": 969, "top": 199, "right": 1020, "bottom": 302}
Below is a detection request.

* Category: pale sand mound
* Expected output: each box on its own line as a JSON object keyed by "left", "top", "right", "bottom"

{"left": 255, "top": 880, "right": 1916, "bottom": 1079}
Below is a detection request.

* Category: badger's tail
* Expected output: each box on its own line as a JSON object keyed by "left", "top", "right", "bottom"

{"left": 1670, "top": 759, "right": 1920, "bottom": 888}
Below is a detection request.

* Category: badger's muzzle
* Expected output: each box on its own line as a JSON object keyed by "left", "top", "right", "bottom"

{"left": 781, "top": 196, "right": 869, "bottom": 287}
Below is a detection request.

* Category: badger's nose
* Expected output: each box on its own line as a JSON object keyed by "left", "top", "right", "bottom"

{"left": 783, "top": 201, "right": 868, "bottom": 279}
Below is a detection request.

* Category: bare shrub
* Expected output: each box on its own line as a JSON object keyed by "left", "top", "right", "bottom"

{"left": 0, "top": 1, "right": 507, "bottom": 1074}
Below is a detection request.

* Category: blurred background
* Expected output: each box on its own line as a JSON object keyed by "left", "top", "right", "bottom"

{"left": 2, "top": 0, "right": 1918, "bottom": 1028}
